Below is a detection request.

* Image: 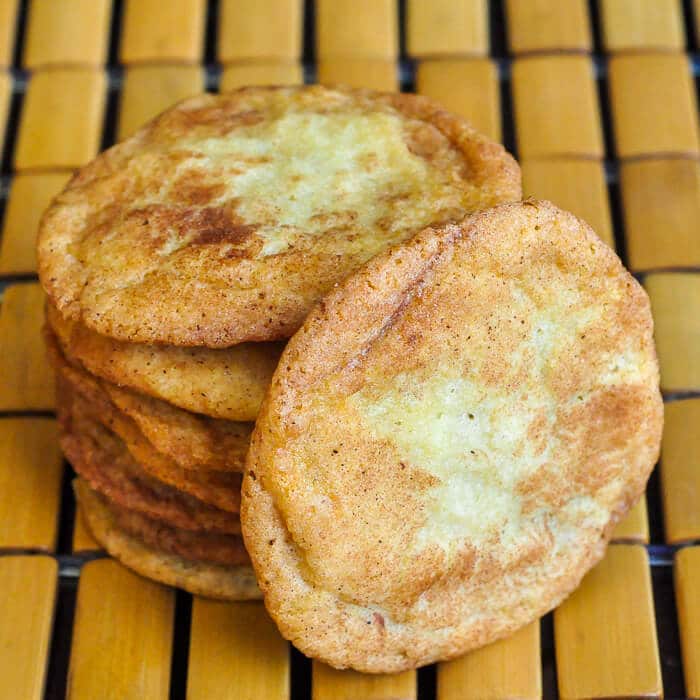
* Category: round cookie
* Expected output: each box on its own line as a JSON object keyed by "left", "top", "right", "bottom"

{"left": 75, "top": 479, "right": 260, "bottom": 601}
{"left": 38, "top": 85, "right": 521, "bottom": 347}
{"left": 48, "top": 303, "right": 281, "bottom": 421}
{"left": 45, "top": 326, "right": 251, "bottom": 474}
{"left": 242, "top": 200, "right": 663, "bottom": 673}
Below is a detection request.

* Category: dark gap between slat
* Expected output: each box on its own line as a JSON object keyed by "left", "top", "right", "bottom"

{"left": 290, "top": 645, "right": 312, "bottom": 700}
{"left": 417, "top": 662, "right": 436, "bottom": 700}
{"left": 588, "top": 0, "right": 604, "bottom": 56}
{"left": 682, "top": 0, "right": 697, "bottom": 51}
{"left": 169, "top": 590, "right": 192, "bottom": 700}
{"left": 541, "top": 612, "right": 559, "bottom": 700}
{"left": 401, "top": 60, "right": 416, "bottom": 94}
{"left": 44, "top": 575, "right": 78, "bottom": 700}
{"left": 204, "top": 0, "right": 220, "bottom": 67}
{"left": 302, "top": 0, "right": 316, "bottom": 66}
{"left": 595, "top": 63, "right": 614, "bottom": 162}
{"left": 1, "top": 81, "right": 24, "bottom": 176}
{"left": 499, "top": 67, "right": 517, "bottom": 159}
{"left": 10, "top": 0, "right": 29, "bottom": 71}
{"left": 652, "top": 565, "right": 686, "bottom": 698}
{"left": 56, "top": 459, "right": 77, "bottom": 556}
{"left": 100, "top": 67, "right": 122, "bottom": 153}
{"left": 647, "top": 461, "right": 667, "bottom": 546}
{"left": 398, "top": 0, "right": 408, "bottom": 61}
{"left": 106, "top": 0, "right": 123, "bottom": 69}
{"left": 490, "top": 0, "right": 509, "bottom": 59}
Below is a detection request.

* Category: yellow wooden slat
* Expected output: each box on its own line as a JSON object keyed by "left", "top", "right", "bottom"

{"left": 406, "top": 0, "right": 488, "bottom": 58}
{"left": 661, "top": 398, "right": 700, "bottom": 543}
{"left": 644, "top": 273, "right": 700, "bottom": 393}
{"left": 676, "top": 546, "right": 700, "bottom": 698}
{"left": 0, "top": 284, "right": 54, "bottom": 411}
{"left": 118, "top": 65, "right": 204, "bottom": 140}
{"left": 313, "top": 663, "right": 415, "bottom": 700}
{"left": 521, "top": 159, "right": 614, "bottom": 248}
{"left": 220, "top": 62, "right": 303, "bottom": 92}
{"left": 0, "top": 0, "right": 19, "bottom": 67}
{"left": 0, "top": 70, "right": 11, "bottom": 157}
{"left": 609, "top": 53, "right": 700, "bottom": 159}
{"left": 23, "top": 0, "right": 111, "bottom": 68}
{"left": 437, "top": 621, "right": 541, "bottom": 700}
{"left": 188, "top": 599, "right": 289, "bottom": 700}
{"left": 15, "top": 68, "right": 106, "bottom": 171}
{"left": 120, "top": 0, "right": 206, "bottom": 64}
{"left": 0, "top": 556, "right": 57, "bottom": 700}
{"left": 316, "top": 0, "right": 398, "bottom": 59}
{"left": 317, "top": 59, "right": 398, "bottom": 92}
{"left": 512, "top": 55, "right": 603, "bottom": 159}
{"left": 0, "top": 172, "right": 71, "bottom": 275}
{"left": 72, "top": 506, "right": 100, "bottom": 553}
{"left": 68, "top": 559, "right": 174, "bottom": 699}
{"left": 611, "top": 495, "right": 649, "bottom": 543}
{"left": 620, "top": 158, "right": 700, "bottom": 272}
{"left": 554, "top": 544, "right": 662, "bottom": 699}
{"left": 0, "top": 419, "right": 62, "bottom": 550}
{"left": 218, "top": 0, "right": 302, "bottom": 63}
{"left": 416, "top": 58, "right": 500, "bottom": 142}
{"left": 601, "top": 0, "right": 685, "bottom": 52}
{"left": 506, "top": 0, "right": 591, "bottom": 54}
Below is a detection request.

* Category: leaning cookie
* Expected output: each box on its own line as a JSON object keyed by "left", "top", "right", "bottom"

{"left": 75, "top": 479, "right": 261, "bottom": 601}
{"left": 242, "top": 200, "right": 663, "bottom": 673}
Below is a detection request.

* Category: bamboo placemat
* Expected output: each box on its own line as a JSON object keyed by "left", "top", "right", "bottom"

{"left": 0, "top": 1, "right": 698, "bottom": 698}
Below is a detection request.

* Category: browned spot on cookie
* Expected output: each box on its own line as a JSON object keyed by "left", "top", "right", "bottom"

{"left": 171, "top": 171, "right": 227, "bottom": 206}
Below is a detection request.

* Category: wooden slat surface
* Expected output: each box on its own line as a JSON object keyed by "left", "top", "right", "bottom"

{"left": 609, "top": 53, "right": 700, "bottom": 159}
{"left": 611, "top": 496, "right": 649, "bottom": 543}
{"left": 512, "top": 55, "right": 603, "bottom": 158}
{"left": 220, "top": 62, "right": 303, "bottom": 92}
{"left": 437, "top": 621, "right": 541, "bottom": 700}
{"left": 317, "top": 59, "right": 398, "bottom": 92}
{"left": 0, "top": 0, "right": 18, "bottom": 67}
{"left": 506, "top": 0, "right": 591, "bottom": 54}
{"left": 676, "top": 546, "right": 700, "bottom": 698}
{"left": 416, "top": 58, "right": 500, "bottom": 142}
{"left": 644, "top": 273, "right": 700, "bottom": 392}
{"left": 601, "top": 0, "right": 685, "bottom": 52}
{"left": 0, "top": 172, "right": 71, "bottom": 275}
{"left": 554, "top": 545, "right": 662, "bottom": 700}
{"left": 0, "top": 69, "right": 10, "bottom": 157}
{"left": 313, "top": 663, "right": 415, "bottom": 700}
{"left": 620, "top": 158, "right": 700, "bottom": 271}
{"left": 0, "top": 556, "right": 57, "bottom": 700}
{"left": 406, "top": 0, "right": 488, "bottom": 57}
{"left": 316, "top": 0, "right": 398, "bottom": 59}
{"left": 188, "top": 599, "right": 289, "bottom": 700}
{"left": 521, "top": 159, "right": 614, "bottom": 248}
{"left": 15, "top": 68, "right": 106, "bottom": 171}
{"left": 68, "top": 559, "right": 174, "bottom": 699}
{"left": 0, "top": 283, "right": 54, "bottom": 411}
{"left": 120, "top": 0, "right": 206, "bottom": 64}
{"left": 661, "top": 399, "right": 700, "bottom": 543}
{"left": 23, "top": 0, "right": 111, "bottom": 68}
{"left": 218, "top": 0, "right": 302, "bottom": 63}
{"left": 118, "top": 65, "right": 204, "bottom": 139}
{"left": 0, "top": 418, "right": 62, "bottom": 550}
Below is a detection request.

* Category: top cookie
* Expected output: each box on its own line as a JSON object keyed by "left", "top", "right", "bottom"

{"left": 242, "top": 200, "right": 663, "bottom": 673}
{"left": 38, "top": 85, "right": 521, "bottom": 347}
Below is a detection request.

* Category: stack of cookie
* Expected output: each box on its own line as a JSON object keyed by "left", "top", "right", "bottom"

{"left": 38, "top": 85, "right": 521, "bottom": 600}
{"left": 44, "top": 306, "right": 281, "bottom": 599}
